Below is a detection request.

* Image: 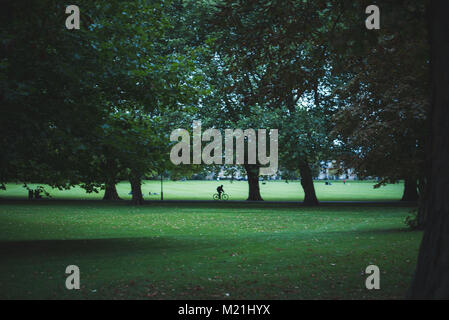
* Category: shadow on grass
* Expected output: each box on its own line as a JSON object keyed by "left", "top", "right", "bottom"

{"left": 0, "top": 197, "right": 417, "bottom": 208}
{"left": 358, "top": 227, "right": 418, "bottom": 234}
{"left": 0, "top": 236, "right": 212, "bottom": 259}
{"left": 310, "top": 227, "right": 419, "bottom": 241}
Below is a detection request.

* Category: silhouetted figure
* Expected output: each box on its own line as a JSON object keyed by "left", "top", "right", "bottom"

{"left": 28, "top": 190, "right": 34, "bottom": 200}
{"left": 217, "top": 185, "right": 224, "bottom": 199}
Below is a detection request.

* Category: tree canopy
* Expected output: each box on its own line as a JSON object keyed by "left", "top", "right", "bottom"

{"left": 0, "top": 0, "right": 431, "bottom": 208}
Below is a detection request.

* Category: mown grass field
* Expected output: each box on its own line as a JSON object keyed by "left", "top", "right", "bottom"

{"left": 0, "top": 198, "right": 421, "bottom": 300}
{"left": 1, "top": 180, "right": 404, "bottom": 201}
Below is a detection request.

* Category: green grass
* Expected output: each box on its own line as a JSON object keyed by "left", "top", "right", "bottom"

{"left": 0, "top": 201, "right": 421, "bottom": 299}
{"left": 0, "top": 180, "right": 404, "bottom": 201}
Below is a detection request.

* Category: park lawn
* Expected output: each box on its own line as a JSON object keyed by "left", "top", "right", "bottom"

{"left": 0, "top": 180, "right": 404, "bottom": 201}
{"left": 0, "top": 201, "right": 421, "bottom": 299}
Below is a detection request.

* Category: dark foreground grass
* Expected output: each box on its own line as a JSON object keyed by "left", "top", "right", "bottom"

{"left": 0, "top": 201, "right": 421, "bottom": 299}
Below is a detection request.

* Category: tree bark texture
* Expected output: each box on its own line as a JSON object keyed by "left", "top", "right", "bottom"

{"left": 408, "top": 0, "right": 449, "bottom": 299}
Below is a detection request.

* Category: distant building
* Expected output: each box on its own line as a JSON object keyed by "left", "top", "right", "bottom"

{"left": 317, "top": 160, "right": 357, "bottom": 180}
{"left": 205, "top": 167, "right": 246, "bottom": 181}
{"left": 203, "top": 161, "right": 358, "bottom": 181}
{"left": 205, "top": 166, "right": 282, "bottom": 181}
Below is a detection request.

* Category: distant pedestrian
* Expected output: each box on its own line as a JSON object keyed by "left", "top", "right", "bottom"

{"left": 34, "top": 189, "right": 42, "bottom": 199}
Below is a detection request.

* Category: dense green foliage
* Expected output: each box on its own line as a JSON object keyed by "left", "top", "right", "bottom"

{"left": 0, "top": 0, "right": 429, "bottom": 206}
{"left": 0, "top": 0, "right": 201, "bottom": 199}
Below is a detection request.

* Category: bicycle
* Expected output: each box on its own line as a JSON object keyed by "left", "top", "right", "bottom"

{"left": 213, "top": 193, "right": 229, "bottom": 200}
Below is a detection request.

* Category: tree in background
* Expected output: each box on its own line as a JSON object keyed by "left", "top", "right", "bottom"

{"left": 330, "top": 0, "right": 429, "bottom": 224}
{"left": 0, "top": 0, "right": 104, "bottom": 189}
{"left": 0, "top": 0, "right": 201, "bottom": 204}
{"left": 277, "top": 104, "right": 336, "bottom": 205}
{"left": 208, "top": 0, "right": 345, "bottom": 204}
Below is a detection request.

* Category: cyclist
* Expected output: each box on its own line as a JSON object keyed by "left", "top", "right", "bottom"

{"left": 217, "top": 185, "right": 224, "bottom": 199}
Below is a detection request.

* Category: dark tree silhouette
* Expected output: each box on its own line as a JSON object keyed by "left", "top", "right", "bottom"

{"left": 244, "top": 164, "right": 263, "bottom": 201}
{"left": 299, "top": 161, "right": 319, "bottom": 206}
{"left": 408, "top": 0, "right": 449, "bottom": 299}
{"left": 401, "top": 177, "right": 419, "bottom": 202}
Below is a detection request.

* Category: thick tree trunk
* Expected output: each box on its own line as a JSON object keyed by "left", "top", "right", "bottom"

{"left": 415, "top": 177, "right": 428, "bottom": 230}
{"left": 416, "top": 200, "right": 428, "bottom": 231}
{"left": 244, "top": 164, "right": 263, "bottom": 201}
{"left": 103, "top": 182, "right": 121, "bottom": 200}
{"left": 130, "top": 176, "right": 144, "bottom": 205}
{"left": 408, "top": 0, "right": 449, "bottom": 299}
{"left": 401, "top": 177, "right": 419, "bottom": 201}
{"left": 299, "top": 161, "right": 319, "bottom": 206}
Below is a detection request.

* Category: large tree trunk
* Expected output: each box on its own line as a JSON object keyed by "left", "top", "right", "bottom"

{"left": 244, "top": 164, "right": 263, "bottom": 201}
{"left": 130, "top": 176, "right": 144, "bottom": 205}
{"left": 401, "top": 177, "right": 419, "bottom": 201}
{"left": 408, "top": 0, "right": 449, "bottom": 299}
{"left": 415, "top": 177, "right": 428, "bottom": 230}
{"left": 299, "top": 161, "right": 319, "bottom": 206}
{"left": 103, "top": 181, "right": 121, "bottom": 200}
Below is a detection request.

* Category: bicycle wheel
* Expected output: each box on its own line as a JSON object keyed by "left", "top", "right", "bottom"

{"left": 213, "top": 194, "right": 220, "bottom": 200}
{"left": 222, "top": 193, "right": 229, "bottom": 200}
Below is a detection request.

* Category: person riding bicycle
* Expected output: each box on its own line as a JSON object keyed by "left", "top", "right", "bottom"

{"left": 217, "top": 185, "right": 224, "bottom": 199}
